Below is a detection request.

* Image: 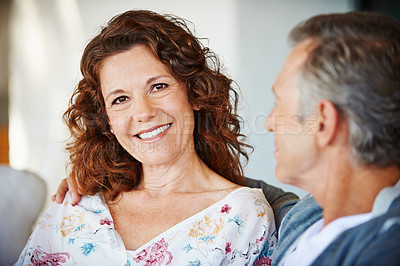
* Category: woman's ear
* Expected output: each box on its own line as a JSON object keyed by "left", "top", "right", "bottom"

{"left": 193, "top": 104, "right": 200, "bottom": 111}
{"left": 316, "top": 99, "right": 339, "bottom": 147}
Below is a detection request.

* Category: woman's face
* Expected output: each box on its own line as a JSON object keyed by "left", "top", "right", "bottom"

{"left": 100, "top": 45, "right": 197, "bottom": 166}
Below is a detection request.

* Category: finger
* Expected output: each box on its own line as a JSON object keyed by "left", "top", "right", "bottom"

{"left": 71, "top": 191, "right": 82, "bottom": 205}
{"left": 55, "top": 178, "right": 69, "bottom": 204}
{"left": 67, "top": 177, "right": 82, "bottom": 205}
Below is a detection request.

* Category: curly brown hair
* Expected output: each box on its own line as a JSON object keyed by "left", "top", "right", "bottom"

{"left": 64, "top": 10, "right": 251, "bottom": 200}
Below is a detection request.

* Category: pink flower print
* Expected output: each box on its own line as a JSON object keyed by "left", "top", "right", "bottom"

{"left": 253, "top": 256, "right": 272, "bottom": 266}
{"left": 132, "top": 238, "right": 173, "bottom": 265}
{"left": 256, "top": 236, "right": 265, "bottom": 244}
{"left": 30, "top": 246, "right": 70, "bottom": 265}
{"left": 100, "top": 218, "right": 113, "bottom": 225}
{"left": 225, "top": 242, "right": 232, "bottom": 254}
{"left": 220, "top": 204, "right": 232, "bottom": 214}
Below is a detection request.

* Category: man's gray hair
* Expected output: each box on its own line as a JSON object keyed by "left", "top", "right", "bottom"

{"left": 289, "top": 11, "right": 400, "bottom": 168}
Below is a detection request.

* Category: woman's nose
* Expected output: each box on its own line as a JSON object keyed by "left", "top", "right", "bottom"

{"left": 132, "top": 96, "right": 157, "bottom": 122}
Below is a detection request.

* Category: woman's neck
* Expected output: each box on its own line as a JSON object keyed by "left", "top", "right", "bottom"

{"left": 138, "top": 150, "right": 216, "bottom": 196}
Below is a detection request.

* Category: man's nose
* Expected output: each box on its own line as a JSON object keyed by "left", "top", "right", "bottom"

{"left": 264, "top": 111, "right": 276, "bottom": 133}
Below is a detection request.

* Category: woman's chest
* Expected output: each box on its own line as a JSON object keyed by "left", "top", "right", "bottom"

{"left": 108, "top": 195, "right": 219, "bottom": 251}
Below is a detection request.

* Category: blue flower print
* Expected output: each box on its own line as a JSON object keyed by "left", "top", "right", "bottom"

{"left": 183, "top": 244, "right": 194, "bottom": 253}
{"left": 188, "top": 259, "right": 201, "bottom": 266}
{"left": 80, "top": 242, "right": 96, "bottom": 256}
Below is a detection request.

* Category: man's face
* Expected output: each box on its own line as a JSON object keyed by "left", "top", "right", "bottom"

{"left": 264, "top": 39, "right": 320, "bottom": 188}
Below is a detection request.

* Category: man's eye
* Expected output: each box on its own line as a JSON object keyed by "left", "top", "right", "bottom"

{"left": 112, "top": 96, "right": 128, "bottom": 105}
{"left": 151, "top": 83, "right": 168, "bottom": 92}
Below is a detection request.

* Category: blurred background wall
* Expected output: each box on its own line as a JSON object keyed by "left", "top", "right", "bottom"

{"left": 1, "top": 0, "right": 399, "bottom": 208}
{"left": 0, "top": 0, "right": 11, "bottom": 164}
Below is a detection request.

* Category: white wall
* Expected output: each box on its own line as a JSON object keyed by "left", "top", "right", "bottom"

{"left": 237, "top": 0, "right": 354, "bottom": 197}
{"left": 9, "top": 0, "right": 354, "bottom": 207}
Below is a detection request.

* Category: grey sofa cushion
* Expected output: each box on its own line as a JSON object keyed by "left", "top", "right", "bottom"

{"left": 0, "top": 165, "right": 46, "bottom": 265}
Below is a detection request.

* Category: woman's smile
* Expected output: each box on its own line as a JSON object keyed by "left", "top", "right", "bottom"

{"left": 135, "top": 123, "right": 172, "bottom": 142}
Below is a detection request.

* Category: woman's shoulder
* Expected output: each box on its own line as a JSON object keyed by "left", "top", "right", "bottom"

{"left": 30, "top": 192, "right": 113, "bottom": 239}
{"left": 45, "top": 192, "right": 108, "bottom": 217}
{"left": 72, "top": 192, "right": 109, "bottom": 213}
{"left": 203, "top": 187, "right": 277, "bottom": 264}
{"left": 214, "top": 187, "right": 273, "bottom": 224}
{"left": 224, "top": 186, "right": 269, "bottom": 207}
{"left": 17, "top": 193, "right": 122, "bottom": 265}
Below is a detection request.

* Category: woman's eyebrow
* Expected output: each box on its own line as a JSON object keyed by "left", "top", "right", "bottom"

{"left": 105, "top": 88, "right": 126, "bottom": 101}
{"left": 104, "top": 75, "right": 172, "bottom": 101}
{"left": 146, "top": 74, "right": 171, "bottom": 85}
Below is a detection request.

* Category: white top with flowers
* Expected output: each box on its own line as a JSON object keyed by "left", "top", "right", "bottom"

{"left": 16, "top": 187, "right": 276, "bottom": 266}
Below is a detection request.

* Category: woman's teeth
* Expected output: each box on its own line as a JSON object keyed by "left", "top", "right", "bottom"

{"left": 138, "top": 124, "right": 171, "bottom": 139}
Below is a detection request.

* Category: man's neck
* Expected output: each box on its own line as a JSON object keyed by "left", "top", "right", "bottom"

{"left": 319, "top": 161, "right": 400, "bottom": 226}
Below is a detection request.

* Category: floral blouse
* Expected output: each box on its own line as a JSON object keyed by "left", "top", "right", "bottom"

{"left": 17, "top": 187, "right": 276, "bottom": 265}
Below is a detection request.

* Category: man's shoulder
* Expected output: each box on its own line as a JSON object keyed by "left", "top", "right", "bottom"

{"left": 344, "top": 195, "right": 400, "bottom": 239}
{"left": 281, "top": 195, "right": 322, "bottom": 230}
{"left": 273, "top": 195, "right": 322, "bottom": 265}
{"left": 313, "top": 196, "right": 400, "bottom": 265}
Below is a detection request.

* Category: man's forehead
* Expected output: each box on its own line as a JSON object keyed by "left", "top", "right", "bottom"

{"left": 274, "top": 38, "right": 317, "bottom": 87}
{"left": 285, "top": 38, "right": 317, "bottom": 69}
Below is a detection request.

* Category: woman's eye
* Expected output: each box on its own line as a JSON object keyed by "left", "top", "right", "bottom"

{"left": 112, "top": 96, "right": 128, "bottom": 105}
{"left": 151, "top": 83, "right": 168, "bottom": 92}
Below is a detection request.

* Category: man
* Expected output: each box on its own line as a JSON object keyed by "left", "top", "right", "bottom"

{"left": 266, "top": 11, "right": 400, "bottom": 265}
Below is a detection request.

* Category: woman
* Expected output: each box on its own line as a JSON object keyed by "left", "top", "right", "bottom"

{"left": 17, "top": 10, "right": 276, "bottom": 265}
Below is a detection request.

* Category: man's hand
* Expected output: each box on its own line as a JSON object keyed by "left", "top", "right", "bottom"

{"left": 51, "top": 177, "right": 81, "bottom": 205}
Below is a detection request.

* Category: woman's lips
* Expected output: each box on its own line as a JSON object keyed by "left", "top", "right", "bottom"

{"left": 134, "top": 123, "right": 172, "bottom": 141}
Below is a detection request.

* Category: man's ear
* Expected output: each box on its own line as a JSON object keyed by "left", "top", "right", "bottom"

{"left": 316, "top": 99, "right": 339, "bottom": 147}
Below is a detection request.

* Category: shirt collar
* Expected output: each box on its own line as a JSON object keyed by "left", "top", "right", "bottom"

{"left": 372, "top": 179, "right": 400, "bottom": 217}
